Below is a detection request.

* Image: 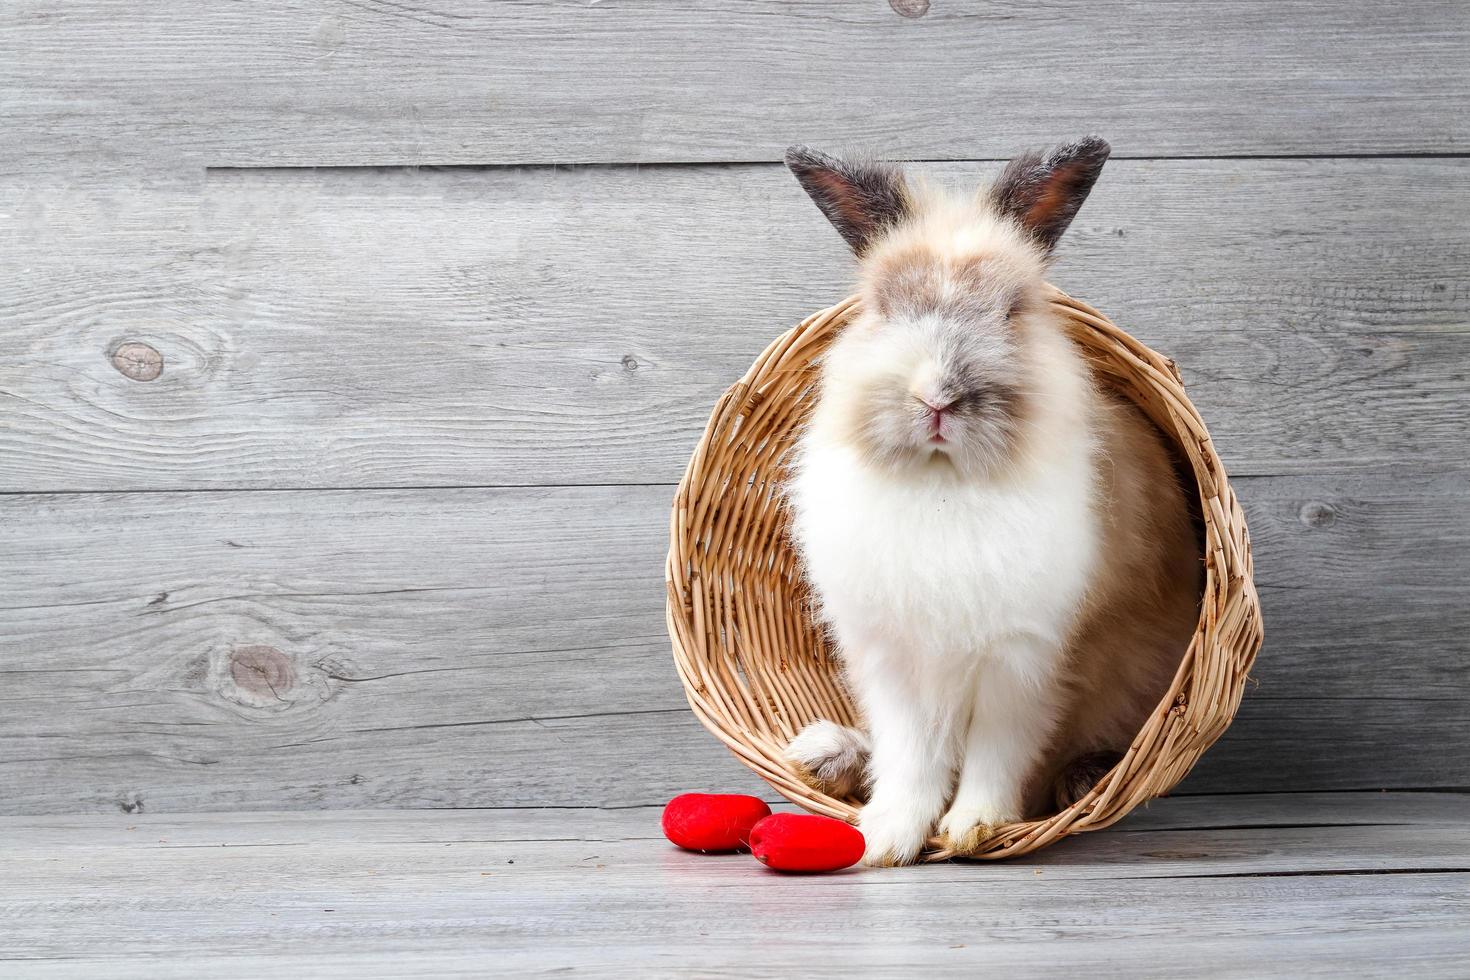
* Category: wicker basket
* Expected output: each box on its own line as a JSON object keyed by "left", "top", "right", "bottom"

{"left": 665, "top": 286, "right": 1263, "bottom": 860}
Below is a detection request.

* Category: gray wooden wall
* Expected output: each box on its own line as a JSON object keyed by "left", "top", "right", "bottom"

{"left": 2, "top": 1, "right": 1467, "bottom": 815}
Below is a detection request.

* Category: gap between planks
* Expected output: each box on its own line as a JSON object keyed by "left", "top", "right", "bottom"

{"left": 196, "top": 151, "right": 1470, "bottom": 176}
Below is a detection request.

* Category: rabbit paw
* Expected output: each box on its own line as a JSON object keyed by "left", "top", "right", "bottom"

{"left": 784, "top": 720, "right": 870, "bottom": 799}
{"left": 858, "top": 798, "right": 932, "bottom": 867}
{"left": 936, "top": 801, "right": 1014, "bottom": 855}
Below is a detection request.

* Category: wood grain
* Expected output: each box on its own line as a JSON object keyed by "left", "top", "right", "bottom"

{"left": 2, "top": 799, "right": 1468, "bottom": 978}
{"left": 1, "top": 479, "right": 1464, "bottom": 814}
{"left": 12, "top": 926, "right": 1469, "bottom": 980}
{"left": 5, "top": 820, "right": 1468, "bottom": 891}
{"left": 3, "top": 1, "right": 1468, "bottom": 173}
{"left": 9, "top": 791, "right": 1463, "bottom": 848}
{"left": 3, "top": 159, "right": 1467, "bottom": 492}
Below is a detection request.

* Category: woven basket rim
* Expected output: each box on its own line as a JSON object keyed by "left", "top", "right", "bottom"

{"left": 666, "top": 285, "right": 1264, "bottom": 860}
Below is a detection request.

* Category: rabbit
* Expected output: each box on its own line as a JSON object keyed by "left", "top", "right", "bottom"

{"left": 780, "top": 137, "right": 1201, "bottom": 866}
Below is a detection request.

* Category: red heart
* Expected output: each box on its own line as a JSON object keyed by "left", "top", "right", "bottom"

{"left": 661, "top": 793, "right": 772, "bottom": 853}
{"left": 748, "top": 812, "right": 865, "bottom": 873}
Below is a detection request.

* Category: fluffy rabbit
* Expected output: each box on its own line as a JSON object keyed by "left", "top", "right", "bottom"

{"left": 781, "top": 137, "right": 1200, "bottom": 866}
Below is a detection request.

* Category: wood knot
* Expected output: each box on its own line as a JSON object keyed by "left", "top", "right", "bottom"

{"left": 1299, "top": 501, "right": 1338, "bottom": 528}
{"left": 229, "top": 644, "right": 296, "bottom": 701}
{"left": 889, "top": 0, "right": 929, "bottom": 16}
{"left": 110, "top": 341, "right": 163, "bottom": 382}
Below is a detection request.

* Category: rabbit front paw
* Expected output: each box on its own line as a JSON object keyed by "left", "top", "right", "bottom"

{"left": 858, "top": 797, "right": 933, "bottom": 866}
{"left": 936, "top": 800, "right": 1016, "bottom": 855}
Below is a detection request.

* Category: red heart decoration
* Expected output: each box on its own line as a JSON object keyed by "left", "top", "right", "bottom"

{"left": 748, "top": 812, "right": 865, "bottom": 873}
{"left": 661, "top": 793, "right": 772, "bottom": 853}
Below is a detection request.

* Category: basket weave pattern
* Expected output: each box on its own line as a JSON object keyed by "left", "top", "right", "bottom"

{"left": 666, "top": 288, "right": 1264, "bottom": 860}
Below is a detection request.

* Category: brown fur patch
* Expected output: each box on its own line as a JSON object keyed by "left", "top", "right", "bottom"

{"left": 869, "top": 245, "right": 941, "bottom": 318}
{"left": 1025, "top": 394, "right": 1201, "bottom": 817}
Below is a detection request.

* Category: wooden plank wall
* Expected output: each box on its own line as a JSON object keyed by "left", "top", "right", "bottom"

{"left": 2, "top": 1, "right": 1467, "bottom": 814}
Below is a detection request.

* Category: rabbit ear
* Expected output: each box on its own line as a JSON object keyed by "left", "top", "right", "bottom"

{"left": 990, "top": 136, "right": 1110, "bottom": 253}
{"left": 785, "top": 146, "right": 911, "bottom": 255}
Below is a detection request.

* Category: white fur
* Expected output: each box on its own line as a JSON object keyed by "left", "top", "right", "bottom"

{"left": 786, "top": 311, "right": 1102, "bottom": 866}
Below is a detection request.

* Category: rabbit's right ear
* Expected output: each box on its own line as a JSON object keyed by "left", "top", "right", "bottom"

{"left": 785, "top": 146, "right": 911, "bottom": 255}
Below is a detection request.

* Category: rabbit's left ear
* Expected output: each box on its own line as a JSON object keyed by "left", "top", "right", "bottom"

{"left": 785, "top": 146, "right": 911, "bottom": 255}
{"left": 990, "top": 136, "right": 1110, "bottom": 254}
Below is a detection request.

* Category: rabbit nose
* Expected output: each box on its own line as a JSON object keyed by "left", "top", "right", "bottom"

{"left": 918, "top": 396, "right": 952, "bottom": 436}
{"left": 919, "top": 394, "right": 955, "bottom": 413}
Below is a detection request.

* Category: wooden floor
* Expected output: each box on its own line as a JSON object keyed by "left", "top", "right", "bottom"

{"left": 4, "top": 792, "right": 1467, "bottom": 978}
